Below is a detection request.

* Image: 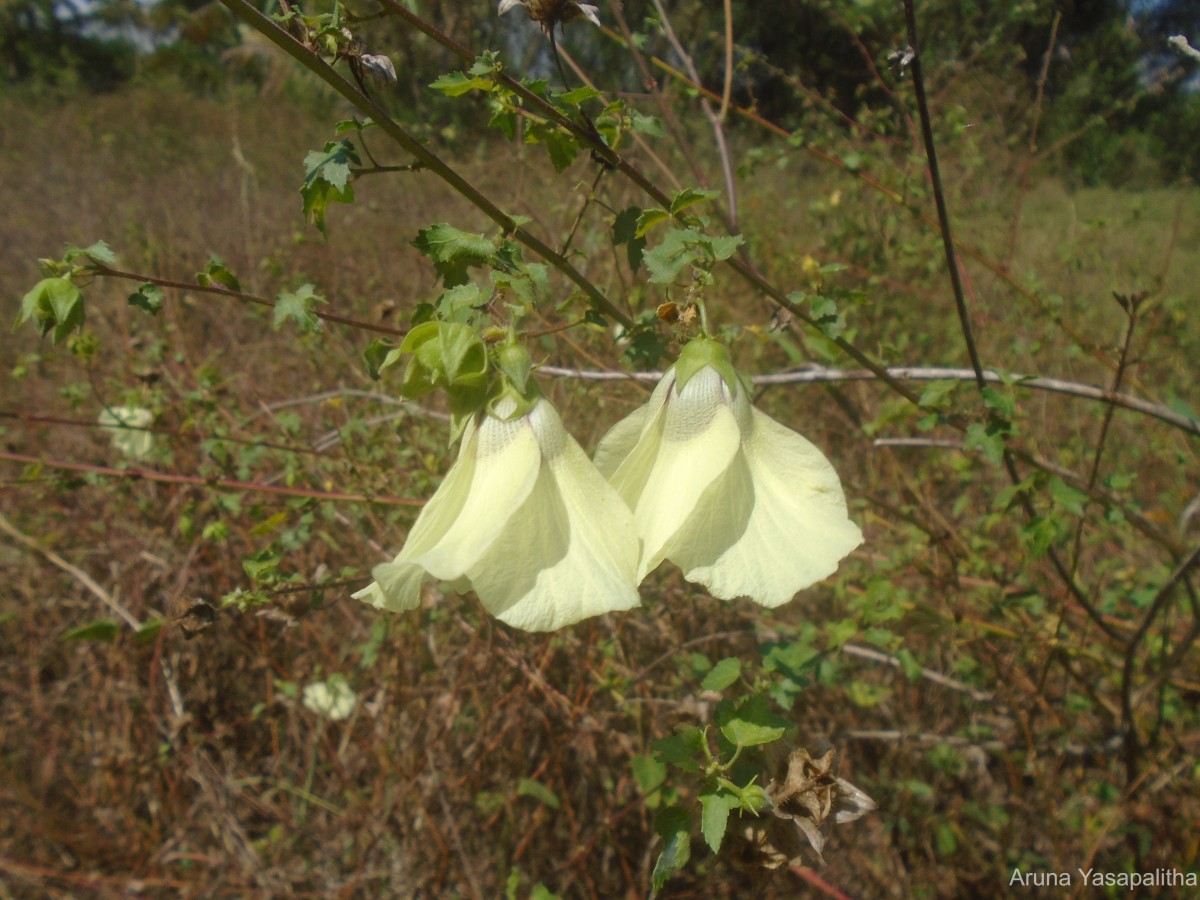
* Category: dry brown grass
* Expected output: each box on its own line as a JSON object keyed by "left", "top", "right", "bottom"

{"left": 2, "top": 80, "right": 1199, "bottom": 900}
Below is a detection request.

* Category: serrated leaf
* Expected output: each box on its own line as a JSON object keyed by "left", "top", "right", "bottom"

{"left": 715, "top": 694, "right": 789, "bottom": 748}
{"left": 197, "top": 256, "right": 241, "bottom": 292}
{"left": 701, "top": 657, "right": 741, "bottom": 691}
{"left": 669, "top": 187, "right": 720, "bottom": 215}
{"left": 652, "top": 725, "right": 706, "bottom": 772}
{"left": 964, "top": 422, "right": 1005, "bottom": 465}
{"left": 517, "top": 778, "right": 560, "bottom": 809}
{"left": 61, "top": 618, "right": 121, "bottom": 643}
{"left": 699, "top": 789, "right": 739, "bottom": 853}
{"left": 412, "top": 224, "right": 496, "bottom": 287}
{"left": 612, "top": 206, "right": 647, "bottom": 272}
{"left": 1049, "top": 476, "right": 1088, "bottom": 516}
{"left": 918, "top": 379, "right": 960, "bottom": 409}
{"left": 128, "top": 283, "right": 163, "bottom": 315}
{"left": 274, "top": 284, "right": 326, "bottom": 334}
{"left": 242, "top": 548, "right": 282, "bottom": 582}
{"left": 631, "top": 755, "right": 666, "bottom": 808}
{"left": 362, "top": 338, "right": 398, "bottom": 380}
{"left": 651, "top": 806, "right": 692, "bottom": 896}
{"left": 643, "top": 229, "right": 696, "bottom": 284}
{"left": 430, "top": 71, "right": 494, "bottom": 96}
{"left": 555, "top": 86, "right": 601, "bottom": 106}
{"left": 301, "top": 140, "right": 361, "bottom": 235}
{"left": 17, "top": 277, "right": 85, "bottom": 342}
{"left": 635, "top": 208, "right": 669, "bottom": 238}
{"left": 631, "top": 111, "right": 665, "bottom": 137}
{"left": 981, "top": 385, "right": 1016, "bottom": 419}
{"left": 66, "top": 240, "right": 117, "bottom": 266}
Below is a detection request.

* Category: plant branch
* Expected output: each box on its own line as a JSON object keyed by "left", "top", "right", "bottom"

{"left": 0, "top": 450, "right": 419, "bottom": 506}
{"left": 220, "top": 0, "right": 633, "bottom": 329}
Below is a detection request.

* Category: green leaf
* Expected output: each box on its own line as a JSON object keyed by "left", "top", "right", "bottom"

{"left": 65, "top": 240, "right": 117, "bottom": 266}
{"left": 964, "top": 422, "right": 1006, "bottom": 466}
{"left": 715, "top": 694, "right": 789, "bottom": 748}
{"left": 301, "top": 139, "right": 361, "bottom": 235}
{"left": 362, "top": 338, "right": 398, "bottom": 380}
{"left": 631, "top": 755, "right": 666, "bottom": 808}
{"left": 196, "top": 255, "right": 242, "bottom": 292}
{"left": 135, "top": 618, "right": 164, "bottom": 645}
{"left": 242, "top": 548, "right": 282, "bottom": 582}
{"left": 430, "top": 71, "right": 494, "bottom": 96}
{"left": 555, "top": 86, "right": 601, "bottom": 106}
{"left": 651, "top": 806, "right": 692, "bottom": 896}
{"left": 517, "top": 778, "right": 560, "bottom": 809}
{"left": 1049, "top": 476, "right": 1088, "bottom": 516}
{"left": 61, "top": 618, "right": 121, "bottom": 642}
{"left": 412, "top": 224, "right": 496, "bottom": 287}
{"left": 701, "top": 657, "right": 742, "bottom": 691}
{"left": 631, "top": 111, "right": 666, "bottom": 137}
{"left": 128, "top": 283, "right": 164, "bottom": 315}
{"left": 981, "top": 385, "right": 1016, "bottom": 420}
{"left": 706, "top": 233, "right": 743, "bottom": 260}
{"left": 274, "top": 284, "right": 326, "bottom": 334}
{"left": 16, "top": 277, "right": 84, "bottom": 342}
{"left": 643, "top": 228, "right": 697, "bottom": 285}
{"left": 612, "top": 206, "right": 647, "bottom": 273}
{"left": 652, "top": 725, "right": 707, "bottom": 772}
{"left": 845, "top": 679, "right": 894, "bottom": 707}
{"left": 699, "top": 788, "right": 740, "bottom": 853}
{"left": 918, "top": 379, "right": 959, "bottom": 409}
{"left": 669, "top": 187, "right": 720, "bottom": 215}
{"left": 635, "top": 207, "right": 670, "bottom": 238}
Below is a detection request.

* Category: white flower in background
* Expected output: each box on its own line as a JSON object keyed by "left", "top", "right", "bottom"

{"left": 354, "top": 395, "right": 640, "bottom": 632}
{"left": 303, "top": 675, "right": 357, "bottom": 722}
{"left": 594, "top": 339, "right": 862, "bottom": 608}
{"left": 498, "top": 0, "right": 600, "bottom": 34}
{"left": 97, "top": 406, "right": 155, "bottom": 460}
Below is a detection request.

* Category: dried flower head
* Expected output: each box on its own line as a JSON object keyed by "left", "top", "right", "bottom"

{"left": 731, "top": 747, "right": 876, "bottom": 869}
{"left": 498, "top": 0, "right": 600, "bottom": 36}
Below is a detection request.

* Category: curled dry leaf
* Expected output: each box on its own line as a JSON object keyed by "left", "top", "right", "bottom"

{"left": 730, "top": 746, "right": 876, "bottom": 869}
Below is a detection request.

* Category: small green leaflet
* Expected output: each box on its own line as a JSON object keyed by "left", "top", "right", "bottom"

{"left": 301, "top": 139, "right": 361, "bottom": 235}
{"left": 516, "top": 778, "right": 560, "bottom": 810}
{"left": 16, "top": 276, "right": 84, "bottom": 343}
{"left": 700, "top": 657, "right": 742, "bottom": 691}
{"left": 274, "top": 284, "right": 326, "bottom": 334}
{"left": 197, "top": 255, "right": 242, "bottom": 291}
{"left": 612, "top": 206, "right": 646, "bottom": 272}
{"left": 61, "top": 618, "right": 121, "bottom": 643}
{"left": 64, "top": 240, "right": 117, "bottom": 266}
{"left": 128, "top": 283, "right": 163, "bottom": 315}
{"left": 651, "top": 806, "right": 693, "bottom": 896}
{"left": 714, "top": 694, "right": 789, "bottom": 747}
{"left": 669, "top": 187, "right": 720, "bottom": 215}
{"left": 430, "top": 71, "right": 495, "bottom": 96}
{"left": 699, "top": 788, "right": 740, "bottom": 853}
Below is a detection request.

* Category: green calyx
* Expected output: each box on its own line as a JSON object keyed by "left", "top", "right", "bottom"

{"left": 486, "top": 337, "right": 539, "bottom": 421}
{"left": 673, "top": 337, "right": 741, "bottom": 398}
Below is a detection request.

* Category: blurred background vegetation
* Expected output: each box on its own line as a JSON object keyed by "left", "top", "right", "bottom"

{"left": 2, "top": 0, "right": 1199, "bottom": 897}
